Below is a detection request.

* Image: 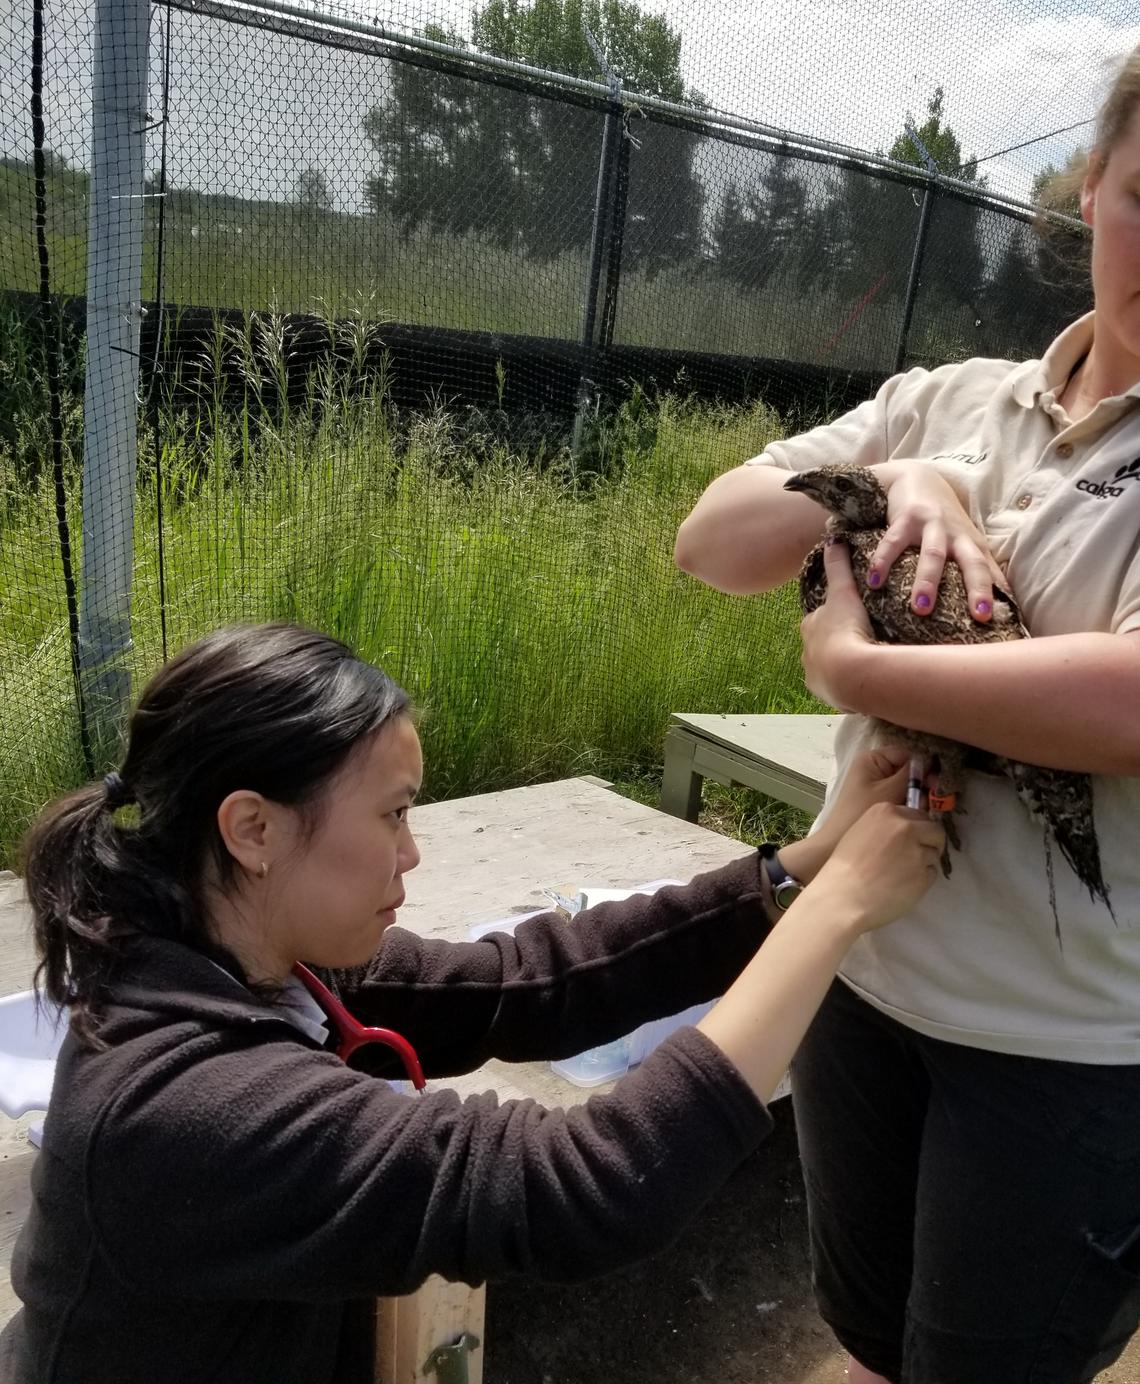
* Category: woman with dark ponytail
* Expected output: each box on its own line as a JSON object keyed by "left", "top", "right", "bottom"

{"left": 2, "top": 622, "right": 942, "bottom": 1384}
{"left": 23, "top": 623, "right": 410, "bottom": 1047}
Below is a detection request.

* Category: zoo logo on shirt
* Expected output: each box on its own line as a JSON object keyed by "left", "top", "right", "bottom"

{"left": 932, "top": 451, "right": 988, "bottom": 466}
{"left": 1076, "top": 457, "right": 1140, "bottom": 501}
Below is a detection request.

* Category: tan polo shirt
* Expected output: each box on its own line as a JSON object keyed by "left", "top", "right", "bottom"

{"left": 747, "top": 313, "right": 1140, "bottom": 1061}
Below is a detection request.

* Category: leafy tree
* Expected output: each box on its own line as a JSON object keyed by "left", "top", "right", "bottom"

{"left": 472, "top": 0, "right": 684, "bottom": 99}
{"left": 712, "top": 153, "right": 809, "bottom": 292}
{"left": 711, "top": 89, "right": 986, "bottom": 320}
{"left": 712, "top": 182, "right": 749, "bottom": 282}
{"left": 362, "top": 26, "right": 523, "bottom": 246}
{"left": 794, "top": 170, "right": 851, "bottom": 293}
{"left": 792, "top": 161, "right": 920, "bottom": 310}
{"left": 1029, "top": 151, "right": 1092, "bottom": 332}
{"left": 886, "top": 86, "right": 986, "bottom": 325}
{"left": 887, "top": 86, "right": 978, "bottom": 181}
{"left": 619, "top": 113, "right": 705, "bottom": 273}
{"left": 973, "top": 147, "right": 1091, "bottom": 357}
{"left": 296, "top": 165, "right": 331, "bottom": 214}
{"left": 362, "top": 0, "right": 703, "bottom": 268}
{"left": 978, "top": 217, "right": 1040, "bottom": 352}
{"left": 1031, "top": 150, "right": 1085, "bottom": 219}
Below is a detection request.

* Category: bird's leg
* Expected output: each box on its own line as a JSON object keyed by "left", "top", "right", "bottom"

{"left": 929, "top": 751, "right": 964, "bottom": 876}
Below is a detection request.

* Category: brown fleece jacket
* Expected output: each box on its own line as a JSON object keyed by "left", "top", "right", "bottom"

{"left": 1, "top": 853, "right": 773, "bottom": 1383}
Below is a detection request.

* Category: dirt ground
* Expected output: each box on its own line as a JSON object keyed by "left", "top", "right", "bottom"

{"left": 485, "top": 1099, "right": 1140, "bottom": 1384}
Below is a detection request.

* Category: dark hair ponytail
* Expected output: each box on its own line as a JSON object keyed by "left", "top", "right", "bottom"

{"left": 22, "top": 623, "right": 410, "bottom": 1045}
{"left": 23, "top": 784, "right": 138, "bottom": 1044}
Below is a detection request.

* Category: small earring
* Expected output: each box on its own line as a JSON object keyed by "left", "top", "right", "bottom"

{"left": 258, "top": 861, "right": 268, "bottom": 879}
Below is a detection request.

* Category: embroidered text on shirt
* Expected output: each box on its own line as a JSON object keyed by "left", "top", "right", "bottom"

{"left": 931, "top": 451, "right": 988, "bottom": 466}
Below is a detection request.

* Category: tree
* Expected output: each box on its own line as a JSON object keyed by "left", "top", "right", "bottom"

{"left": 37, "top": 148, "right": 71, "bottom": 177}
{"left": 712, "top": 153, "right": 810, "bottom": 293}
{"left": 363, "top": 25, "right": 524, "bottom": 246}
{"left": 887, "top": 87, "right": 986, "bottom": 327}
{"left": 795, "top": 168, "right": 859, "bottom": 295}
{"left": 712, "top": 182, "right": 750, "bottom": 282}
{"left": 296, "top": 165, "right": 331, "bottom": 214}
{"left": 975, "top": 148, "right": 1091, "bottom": 358}
{"left": 979, "top": 218, "right": 1040, "bottom": 353}
{"left": 1031, "top": 149, "right": 1085, "bottom": 219}
{"left": 887, "top": 86, "right": 978, "bottom": 181}
{"left": 471, "top": 0, "right": 684, "bottom": 99}
{"left": 362, "top": 0, "right": 704, "bottom": 269}
{"left": 803, "top": 161, "right": 921, "bottom": 310}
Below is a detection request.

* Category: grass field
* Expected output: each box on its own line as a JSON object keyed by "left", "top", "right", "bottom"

{"left": 0, "top": 334, "right": 820, "bottom": 866}
{"left": 0, "top": 160, "right": 976, "bottom": 374}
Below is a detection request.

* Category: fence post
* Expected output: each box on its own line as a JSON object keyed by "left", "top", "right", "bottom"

{"left": 892, "top": 121, "right": 939, "bottom": 374}
{"left": 597, "top": 111, "right": 631, "bottom": 354}
{"left": 78, "top": 0, "right": 150, "bottom": 748}
{"left": 571, "top": 75, "right": 623, "bottom": 458}
{"left": 892, "top": 183, "right": 934, "bottom": 374}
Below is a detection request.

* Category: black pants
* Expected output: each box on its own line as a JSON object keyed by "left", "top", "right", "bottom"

{"left": 791, "top": 980, "right": 1140, "bottom": 1384}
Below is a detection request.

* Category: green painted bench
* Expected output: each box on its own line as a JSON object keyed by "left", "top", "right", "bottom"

{"left": 661, "top": 713, "right": 839, "bottom": 821}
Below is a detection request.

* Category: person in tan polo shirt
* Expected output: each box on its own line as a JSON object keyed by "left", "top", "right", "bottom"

{"left": 675, "top": 47, "right": 1140, "bottom": 1384}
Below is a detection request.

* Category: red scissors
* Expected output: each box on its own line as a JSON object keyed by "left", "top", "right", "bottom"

{"left": 292, "top": 963, "right": 426, "bottom": 1092}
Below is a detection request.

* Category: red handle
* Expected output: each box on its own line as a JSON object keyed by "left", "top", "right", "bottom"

{"left": 291, "top": 963, "right": 426, "bottom": 1091}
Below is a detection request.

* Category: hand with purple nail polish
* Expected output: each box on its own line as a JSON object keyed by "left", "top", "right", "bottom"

{"left": 868, "top": 462, "right": 1008, "bottom": 623}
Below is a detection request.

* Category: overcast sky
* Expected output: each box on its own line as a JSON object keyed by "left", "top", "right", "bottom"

{"left": 3, "top": 0, "right": 1139, "bottom": 211}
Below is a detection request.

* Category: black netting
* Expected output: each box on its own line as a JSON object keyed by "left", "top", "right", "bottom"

{"left": 352, "top": 0, "right": 1124, "bottom": 209}
{"left": 0, "top": 0, "right": 1119, "bottom": 862}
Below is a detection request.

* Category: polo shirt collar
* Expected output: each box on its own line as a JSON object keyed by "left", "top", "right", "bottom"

{"left": 1010, "top": 313, "right": 1095, "bottom": 409}
{"left": 1010, "top": 312, "right": 1140, "bottom": 414}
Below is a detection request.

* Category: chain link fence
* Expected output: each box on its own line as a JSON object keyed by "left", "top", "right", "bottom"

{"left": 0, "top": 0, "right": 1120, "bottom": 861}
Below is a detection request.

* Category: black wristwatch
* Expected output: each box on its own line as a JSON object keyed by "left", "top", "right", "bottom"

{"left": 758, "top": 843, "right": 805, "bottom": 912}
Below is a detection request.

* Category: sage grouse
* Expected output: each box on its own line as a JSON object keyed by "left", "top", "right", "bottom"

{"left": 784, "top": 463, "right": 1111, "bottom": 932}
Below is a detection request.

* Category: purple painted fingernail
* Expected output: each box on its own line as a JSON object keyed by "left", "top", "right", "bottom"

{"left": 915, "top": 593, "right": 932, "bottom": 612}
{"left": 867, "top": 569, "right": 882, "bottom": 588}
{"left": 975, "top": 599, "right": 991, "bottom": 617}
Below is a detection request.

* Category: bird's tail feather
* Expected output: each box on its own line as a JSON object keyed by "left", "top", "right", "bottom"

{"left": 1003, "top": 760, "right": 1115, "bottom": 922}
{"left": 1050, "top": 816, "right": 1115, "bottom": 922}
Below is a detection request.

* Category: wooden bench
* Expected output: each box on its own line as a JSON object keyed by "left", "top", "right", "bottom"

{"left": 661, "top": 713, "right": 839, "bottom": 821}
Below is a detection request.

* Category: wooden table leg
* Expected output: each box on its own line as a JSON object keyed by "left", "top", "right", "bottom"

{"left": 375, "top": 1277, "right": 485, "bottom": 1384}
{"left": 660, "top": 726, "right": 702, "bottom": 822}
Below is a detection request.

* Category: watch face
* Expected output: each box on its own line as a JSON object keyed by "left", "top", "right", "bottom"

{"left": 773, "top": 878, "right": 803, "bottom": 910}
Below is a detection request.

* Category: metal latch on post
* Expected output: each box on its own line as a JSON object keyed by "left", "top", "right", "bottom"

{"left": 422, "top": 1331, "right": 480, "bottom": 1384}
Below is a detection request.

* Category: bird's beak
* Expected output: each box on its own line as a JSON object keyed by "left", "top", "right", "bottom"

{"left": 782, "top": 473, "right": 815, "bottom": 495}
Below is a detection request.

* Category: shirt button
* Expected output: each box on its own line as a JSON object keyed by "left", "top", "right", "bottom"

{"left": 1057, "top": 442, "right": 1074, "bottom": 458}
{"left": 1016, "top": 494, "right": 1033, "bottom": 510}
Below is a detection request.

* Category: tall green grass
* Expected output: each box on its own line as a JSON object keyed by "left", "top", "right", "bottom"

{"left": 0, "top": 319, "right": 817, "bottom": 866}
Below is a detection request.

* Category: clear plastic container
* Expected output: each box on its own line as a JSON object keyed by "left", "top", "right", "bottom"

{"left": 550, "top": 1036, "right": 632, "bottom": 1087}
{"left": 551, "top": 999, "right": 717, "bottom": 1088}
{"left": 467, "top": 880, "right": 719, "bottom": 1091}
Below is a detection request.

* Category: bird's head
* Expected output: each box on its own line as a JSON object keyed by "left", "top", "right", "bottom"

{"left": 783, "top": 465, "right": 889, "bottom": 529}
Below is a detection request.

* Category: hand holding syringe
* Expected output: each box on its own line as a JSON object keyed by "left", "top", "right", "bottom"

{"left": 907, "top": 756, "right": 927, "bottom": 811}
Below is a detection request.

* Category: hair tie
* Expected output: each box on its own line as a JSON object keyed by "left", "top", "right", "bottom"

{"left": 102, "top": 772, "right": 131, "bottom": 809}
